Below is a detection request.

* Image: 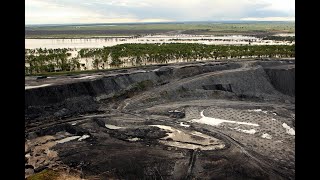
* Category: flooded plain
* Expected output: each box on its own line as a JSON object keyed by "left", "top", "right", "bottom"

{"left": 25, "top": 34, "right": 294, "bottom": 49}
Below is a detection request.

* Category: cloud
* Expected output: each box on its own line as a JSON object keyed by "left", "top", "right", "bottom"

{"left": 25, "top": 0, "right": 295, "bottom": 24}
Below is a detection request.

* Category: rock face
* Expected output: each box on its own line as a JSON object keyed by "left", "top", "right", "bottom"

{"left": 25, "top": 62, "right": 241, "bottom": 106}
{"left": 25, "top": 60, "right": 294, "bottom": 122}
{"left": 25, "top": 59, "right": 295, "bottom": 179}
{"left": 264, "top": 65, "right": 295, "bottom": 96}
{"left": 25, "top": 61, "right": 242, "bottom": 123}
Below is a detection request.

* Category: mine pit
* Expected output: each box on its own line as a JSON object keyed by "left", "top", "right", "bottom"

{"left": 25, "top": 59, "right": 295, "bottom": 179}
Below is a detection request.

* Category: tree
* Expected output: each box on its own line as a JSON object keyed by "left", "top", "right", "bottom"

{"left": 93, "top": 59, "right": 100, "bottom": 70}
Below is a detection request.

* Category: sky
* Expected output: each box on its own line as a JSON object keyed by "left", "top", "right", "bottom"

{"left": 25, "top": 0, "right": 295, "bottom": 24}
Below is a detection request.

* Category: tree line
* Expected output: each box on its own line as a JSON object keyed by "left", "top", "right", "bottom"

{"left": 25, "top": 43, "right": 295, "bottom": 75}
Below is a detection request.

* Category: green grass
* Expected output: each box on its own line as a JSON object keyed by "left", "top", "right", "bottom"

{"left": 25, "top": 22, "right": 295, "bottom": 38}
{"left": 26, "top": 23, "right": 295, "bottom": 31}
{"left": 25, "top": 34, "right": 134, "bottom": 39}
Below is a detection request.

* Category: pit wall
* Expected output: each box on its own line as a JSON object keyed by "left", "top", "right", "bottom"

{"left": 25, "top": 62, "right": 240, "bottom": 107}
{"left": 25, "top": 60, "right": 295, "bottom": 121}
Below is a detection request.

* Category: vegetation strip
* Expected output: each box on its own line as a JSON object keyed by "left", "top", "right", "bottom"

{"left": 25, "top": 43, "right": 294, "bottom": 75}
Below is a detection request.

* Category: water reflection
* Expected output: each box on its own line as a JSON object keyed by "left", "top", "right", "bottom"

{"left": 25, "top": 34, "right": 295, "bottom": 49}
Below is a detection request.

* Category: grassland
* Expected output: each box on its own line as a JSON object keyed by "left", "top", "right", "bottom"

{"left": 25, "top": 22, "right": 295, "bottom": 38}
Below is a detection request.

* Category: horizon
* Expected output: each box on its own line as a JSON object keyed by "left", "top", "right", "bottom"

{"left": 25, "top": 20, "right": 295, "bottom": 26}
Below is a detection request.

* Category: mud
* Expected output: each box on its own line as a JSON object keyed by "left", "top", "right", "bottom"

{"left": 25, "top": 59, "right": 295, "bottom": 179}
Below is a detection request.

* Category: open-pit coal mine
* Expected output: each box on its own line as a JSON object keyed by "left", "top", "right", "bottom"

{"left": 25, "top": 59, "right": 295, "bottom": 179}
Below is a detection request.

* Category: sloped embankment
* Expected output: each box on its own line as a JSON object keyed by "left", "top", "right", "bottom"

{"left": 25, "top": 60, "right": 294, "bottom": 125}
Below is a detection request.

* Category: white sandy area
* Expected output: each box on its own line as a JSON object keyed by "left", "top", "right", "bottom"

{"left": 105, "top": 124, "right": 123, "bottom": 130}
{"left": 25, "top": 84, "right": 52, "bottom": 90}
{"left": 150, "top": 125, "right": 225, "bottom": 150}
{"left": 127, "top": 137, "right": 141, "bottom": 142}
{"left": 56, "top": 136, "right": 81, "bottom": 144}
{"left": 282, "top": 123, "right": 295, "bottom": 135}
{"left": 231, "top": 127, "right": 257, "bottom": 134}
{"left": 248, "top": 109, "right": 268, "bottom": 114}
{"left": 191, "top": 110, "right": 259, "bottom": 127}
{"left": 78, "top": 75, "right": 101, "bottom": 80}
{"left": 78, "top": 135, "right": 90, "bottom": 141}
{"left": 179, "top": 122, "right": 190, "bottom": 127}
{"left": 261, "top": 133, "right": 272, "bottom": 139}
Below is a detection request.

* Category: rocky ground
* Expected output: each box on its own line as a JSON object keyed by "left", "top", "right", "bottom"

{"left": 25, "top": 58, "right": 295, "bottom": 179}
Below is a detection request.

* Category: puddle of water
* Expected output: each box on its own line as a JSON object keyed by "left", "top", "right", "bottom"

{"left": 25, "top": 34, "right": 294, "bottom": 49}
{"left": 150, "top": 125, "right": 225, "bottom": 150}
{"left": 191, "top": 110, "right": 259, "bottom": 127}
{"left": 282, "top": 123, "right": 295, "bottom": 135}
{"left": 25, "top": 84, "right": 52, "bottom": 90}
{"left": 78, "top": 135, "right": 90, "bottom": 141}
{"left": 105, "top": 124, "right": 123, "bottom": 130}
{"left": 56, "top": 136, "right": 81, "bottom": 144}
{"left": 261, "top": 133, "right": 272, "bottom": 139}
{"left": 230, "top": 127, "right": 257, "bottom": 134}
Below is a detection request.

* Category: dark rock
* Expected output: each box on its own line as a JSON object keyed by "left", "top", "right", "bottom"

{"left": 264, "top": 65, "right": 295, "bottom": 96}
{"left": 34, "top": 165, "right": 48, "bottom": 173}
{"left": 36, "top": 76, "right": 47, "bottom": 79}
{"left": 53, "top": 108, "right": 69, "bottom": 117}
{"left": 154, "top": 67, "right": 173, "bottom": 76}
{"left": 168, "top": 110, "right": 186, "bottom": 118}
{"left": 33, "top": 123, "right": 88, "bottom": 136}
{"left": 202, "top": 84, "right": 233, "bottom": 92}
{"left": 110, "top": 126, "right": 167, "bottom": 140}
{"left": 93, "top": 118, "right": 106, "bottom": 128}
{"left": 25, "top": 164, "right": 34, "bottom": 169}
{"left": 27, "top": 132, "right": 38, "bottom": 139}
